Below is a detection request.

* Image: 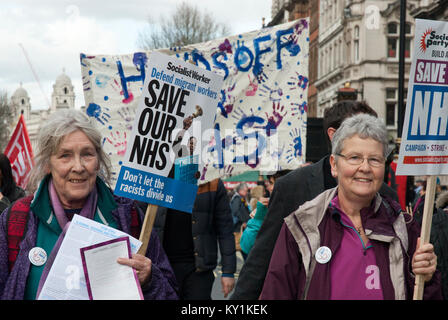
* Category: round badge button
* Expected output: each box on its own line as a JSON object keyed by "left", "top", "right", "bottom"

{"left": 315, "top": 246, "right": 332, "bottom": 264}
{"left": 28, "top": 247, "right": 47, "bottom": 267}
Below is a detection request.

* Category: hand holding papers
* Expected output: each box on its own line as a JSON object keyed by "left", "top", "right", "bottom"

{"left": 38, "top": 215, "right": 142, "bottom": 300}
{"left": 81, "top": 237, "right": 143, "bottom": 300}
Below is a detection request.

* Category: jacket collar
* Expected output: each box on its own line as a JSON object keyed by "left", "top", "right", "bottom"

{"left": 285, "top": 187, "right": 403, "bottom": 263}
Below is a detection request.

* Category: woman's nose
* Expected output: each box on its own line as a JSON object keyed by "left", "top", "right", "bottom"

{"left": 72, "top": 155, "right": 84, "bottom": 171}
{"left": 358, "top": 158, "right": 372, "bottom": 171}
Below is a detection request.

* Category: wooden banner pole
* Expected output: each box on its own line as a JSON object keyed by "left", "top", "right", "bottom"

{"left": 137, "top": 204, "right": 159, "bottom": 256}
{"left": 413, "top": 175, "right": 437, "bottom": 300}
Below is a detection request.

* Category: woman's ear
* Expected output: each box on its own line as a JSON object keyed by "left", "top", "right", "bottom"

{"left": 44, "top": 163, "right": 52, "bottom": 175}
{"left": 327, "top": 127, "right": 337, "bottom": 142}
{"left": 329, "top": 154, "right": 338, "bottom": 178}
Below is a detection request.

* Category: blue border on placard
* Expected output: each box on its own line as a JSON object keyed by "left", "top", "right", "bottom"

{"left": 114, "top": 166, "right": 198, "bottom": 213}
{"left": 408, "top": 84, "right": 448, "bottom": 140}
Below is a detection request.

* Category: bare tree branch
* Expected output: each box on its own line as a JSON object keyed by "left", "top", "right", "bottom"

{"left": 137, "top": 1, "right": 231, "bottom": 50}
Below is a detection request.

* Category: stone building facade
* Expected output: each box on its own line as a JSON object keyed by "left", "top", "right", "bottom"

{"left": 9, "top": 70, "right": 76, "bottom": 150}
{"left": 270, "top": 0, "right": 446, "bottom": 143}
{"left": 269, "top": 0, "right": 448, "bottom": 186}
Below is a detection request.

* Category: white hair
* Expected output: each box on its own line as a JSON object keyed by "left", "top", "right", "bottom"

{"left": 331, "top": 113, "right": 389, "bottom": 159}
{"left": 27, "top": 109, "right": 112, "bottom": 192}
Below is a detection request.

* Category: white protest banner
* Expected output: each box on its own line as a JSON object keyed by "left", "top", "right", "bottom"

{"left": 113, "top": 51, "right": 223, "bottom": 213}
{"left": 396, "top": 19, "right": 448, "bottom": 176}
{"left": 80, "top": 19, "right": 309, "bottom": 185}
{"left": 395, "top": 18, "right": 448, "bottom": 300}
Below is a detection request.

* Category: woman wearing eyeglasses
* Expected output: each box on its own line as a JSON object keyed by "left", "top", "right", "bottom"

{"left": 260, "top": 113, "right": 442, "bottom": 300}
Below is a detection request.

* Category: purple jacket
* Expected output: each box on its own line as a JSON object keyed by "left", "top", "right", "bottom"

{"left": 260, "top": 187, "right": 442, "bottom": 300}
{"left": 0, "top": 195, "right": 178, "bottom": 300}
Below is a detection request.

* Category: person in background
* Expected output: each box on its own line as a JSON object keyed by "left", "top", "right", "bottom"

{"left": 436, "top": 188, "right": 448, "bottom": 215}
{"left": 260, "top": 114, "right": 441, "bottom": 299}
{"left": 230, "top": 183, "right": 250, "bottom": 233}
{"left": 414, "top": 179, "right": 425, "bottom": 198}
{"left": 431, "top": 188, "right": 448, "bottom": 299}
{"left": 240, "top": 172, "right": 287, "bottom": 258}
{"left": 230, "top": 183, "right": 251, "bottom": 260}
{"left": 152, "top": 178, "right": 236, "bottom": 299}
{"left": 0, "top": 109, "right": 178, "bottom": 300}
{"left": 248, "top": 185, "right": 265, "bottom": 218}
{"left": 0, "top": 154, "right": 26, "bottom": 213}
{"left": 231, "top": 100, "right": 398, "bottom": 300}
{"left": 412, "top": 179, "right": 427, "bottom": 226}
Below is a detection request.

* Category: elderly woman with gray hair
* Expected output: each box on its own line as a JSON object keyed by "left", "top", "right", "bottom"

{"left": 260, "top": 113, "right": 441, "bottom": 300}
{"left": 0, "top": 109, "right": 178, "bottom": 300}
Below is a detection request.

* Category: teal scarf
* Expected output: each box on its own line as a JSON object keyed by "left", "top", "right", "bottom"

{"left": 24, "top": 176, "right": 118, "bottom": 300}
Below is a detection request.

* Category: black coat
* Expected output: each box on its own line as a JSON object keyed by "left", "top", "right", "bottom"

{"left": 427, "top": 191, "right": 448, "bottom": 300}
{"left": 430, "top": 207, "right": 448, "bottom": 300}
{"left": 230, "top": 193, "right": 250, "bottom": 232}
{"left": 230, "top": 155, "right": 398, "bottom": 300}
{"left": 153, "top": 178, "right": 236, "bottom": 274}
{"left": 0, "top": 185, "right": 26, "bottom": 213}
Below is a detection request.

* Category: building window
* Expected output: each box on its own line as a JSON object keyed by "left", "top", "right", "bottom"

{"left": 334, "top": 42, "right": 339, "bottom": 67}
{"left": 385, "top": 88, "right": 396, "bottom": 127}
{"left": 386, "top": 88, "right": 396, "bottom": 100}
{"left": 329, "top": 46, "right": 333, "bottom": 71}
{"left": 64, "top": 87, "right": 68, "bottom": 94}
{"left": 386, "top": 103, "right": 396, "bottom": 126}
{"left": 340, "top": 39, "right": 344, "bottom": 66}
{"left": 385, "top": 88, "right": 407, "bottom": 128}
{"left": 388, "top": 22, "right": 397, "bottom": 34}
{"left": 319, "top": 53, "right": 323, "bottom": 78}
{"left": 354, "top": 26, "right": 360, "bottom": 62}
{"left": 387, "top": 38, "right": 397, "bottom": 58}
{"left": 405, "top": 37, "right": 411, "bottom": 58}
{"left": 387, "top": 22, "right": 412, "bottom": 59}
{"left": 387, "top": 23, "right": 398, "bottom": 58}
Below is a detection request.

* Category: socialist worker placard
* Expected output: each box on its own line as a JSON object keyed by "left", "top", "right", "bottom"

{"left": 114, "top": 51, "right": 223, "bottom": 213}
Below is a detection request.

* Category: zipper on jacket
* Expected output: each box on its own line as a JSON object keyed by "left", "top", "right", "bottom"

{"left": 339, "top": 220, "right": 373, "bottom": 254}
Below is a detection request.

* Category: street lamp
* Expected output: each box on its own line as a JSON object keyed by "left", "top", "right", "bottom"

{"left": 397, "top": 0, "right": 406, "bottom": 139}
{"left": 396, "top": 0, "right": 415, "bottom": 212}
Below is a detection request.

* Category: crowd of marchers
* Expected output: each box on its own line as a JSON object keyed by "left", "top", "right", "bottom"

{"left": 0, "top": 100, "right": 447, "bottom": 300}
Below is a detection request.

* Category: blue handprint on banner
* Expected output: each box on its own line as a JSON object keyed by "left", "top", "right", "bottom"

{"left": 86, "top": 103, "right": 111, "bottom": 126}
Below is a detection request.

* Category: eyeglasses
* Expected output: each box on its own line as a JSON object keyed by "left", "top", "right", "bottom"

{"left": 336, "top": 153, "right": 385, "bottom": 168}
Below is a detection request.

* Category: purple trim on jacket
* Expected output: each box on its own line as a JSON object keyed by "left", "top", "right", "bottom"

{"left": 0, "top": 196, "right": 178, "bottom": 300}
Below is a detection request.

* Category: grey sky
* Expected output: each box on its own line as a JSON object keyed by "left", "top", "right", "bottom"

{"left": 0, "top": 0, "right": 271, "bottom": 110}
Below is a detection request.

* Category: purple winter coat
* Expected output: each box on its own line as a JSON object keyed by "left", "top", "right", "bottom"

{"left": 260, "top": 187, "right": 442, "bottom": 300}
{"left": 0, "top": 195, "right": 178, "bottom": 300}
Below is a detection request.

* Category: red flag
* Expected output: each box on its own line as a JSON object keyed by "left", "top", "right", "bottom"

{"left": 4, "top": 114, "right": 34, "bottom": 189}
